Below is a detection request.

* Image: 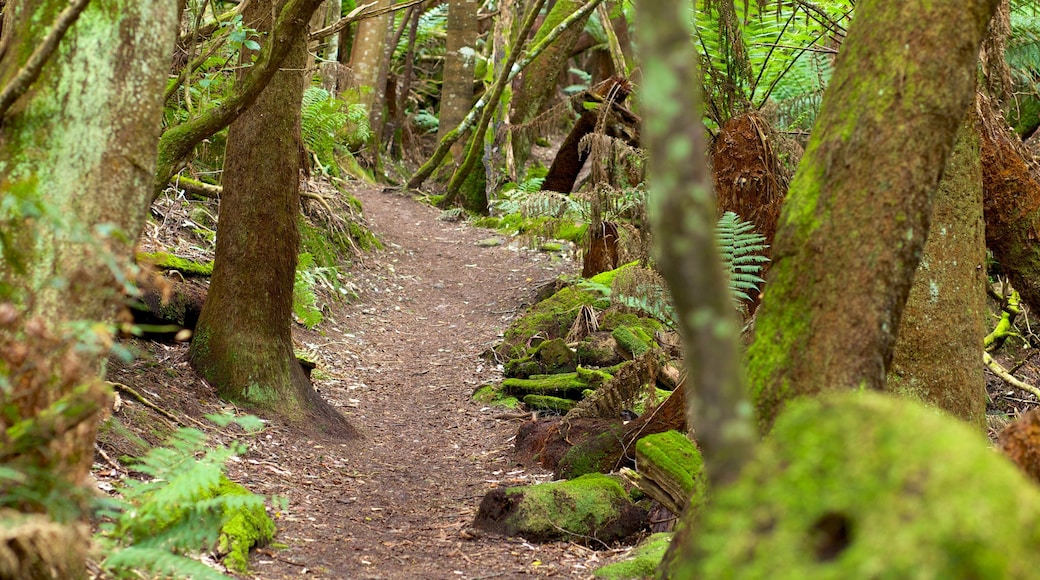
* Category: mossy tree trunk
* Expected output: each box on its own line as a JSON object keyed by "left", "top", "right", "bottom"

{"left": 437, "top": 0, "right": 479, "bottom": 164}
{"left": 153, "top": 0, "right": 326, "bottom": 199}
{"left": 0, "top": 0, "right": 177, "bottom": 574}
{"left": 189, "top": 0, "right": 358, "bottom": 438}
{"left": 509, "top": 0, "right": 593, "bottom": 176}
{"left": 634, "top": 0, "right": 756, "bottom": 571}
{"left": 887, "top": 115, "right": 987, "bottom": 428}
{"left": 746, "top": 0, "right": 999, "bottom": 432}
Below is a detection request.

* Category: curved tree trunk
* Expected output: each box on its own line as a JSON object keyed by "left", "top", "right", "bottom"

{"left": 0, "top": 0, "right": 177, "bottom": 575}
{"left": 746, "top": 0, "right": 999, "bottom": 432}
{"left": 887, "top": 114, "right": 987, "bottom": 428}
{"left": 190, "top": 0, "right": 359, "bottom": 438}
{"left": 509, "top": 0, "right": 593, "bottom": 176}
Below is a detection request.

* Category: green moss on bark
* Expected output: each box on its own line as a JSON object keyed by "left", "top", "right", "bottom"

{"left": 672, "top": 392, "right": 1040, "bottom": 578}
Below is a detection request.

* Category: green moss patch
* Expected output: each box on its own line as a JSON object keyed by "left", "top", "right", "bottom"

{"left": 612, "top": 326, "right": 652, "bottom": 358}
{"left": 473, "top": 473, "right": 647, "bottom": 544}
{"left": 634, "top": 430, "right": 706, "bottom": 513}
{"left": 215, "top": 477, "right": 275, "bottom": 574}
{"left": 472, "top": 384, "right": 521, "bottom": 409}
{"left": 600, "top": 311, "right": 664, "bottom": 337}
{"left": 502, "top": 368, "right": 607, "bottom": 398}
{"left": 523, "top": 394, "right": 576, "bottom": 413}
{"left": 137, "top": 251, "right": 213, "bottom": 277}
{"left": 594, "top": 532, "right": 673, "bottom": 579}
{"left": 498, "top": 286, "right": 599, "bottom": 358}
{"left": 679, "top": 391, "right": 1040, "bottom": 578}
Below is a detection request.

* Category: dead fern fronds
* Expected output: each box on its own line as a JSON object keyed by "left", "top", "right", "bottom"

{"left": 565, "top": 352, "right": 660, "bottom": 420}
{"left": 565, "top": 304, "right": 600, "bottom": 343}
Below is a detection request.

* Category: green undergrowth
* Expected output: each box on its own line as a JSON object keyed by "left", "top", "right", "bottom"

{"left": 96, "top": 414, "right": 277, "bottom": 579}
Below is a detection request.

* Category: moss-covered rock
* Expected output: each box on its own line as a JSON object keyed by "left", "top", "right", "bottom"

{"left": 523, "top": 394, "right": 577, "bottom": 413}
{"left": 137, "top": 251, "right": 213, "bottom": 276}
{"left": 589, "top": 262, "right": 640, "bottom": 288}
{"left": 600, "top": 311, "right": 664, "bottom": 338}
{"left": 535, "top": 338, "right": 577, "bottom": 373}
{"left": 576, "top": 332, "right": 624, "bottom": 367}
{"left": 504, "top": 356, "right": 542, "bottom": 379}
{"left": 472, "top": 384, "right": 521, "bottom": 409}
{"left": 672, "top": 391, "right": 1040, "bottom": 578}
{"left": 594, "top": 532, "right": 673, "bottom": 579}
{"left": 498, "top": 285, "right": 599, "bottom": 360}
{"left": 216, "top": 477, "right": 275, "bottom": 574}
{"left": 473, "top": 473, "right": 648, "bottom": 544}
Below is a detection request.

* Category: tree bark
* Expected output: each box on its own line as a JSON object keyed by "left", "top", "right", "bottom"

{"left": 0, "top": 0, "right": 177, "bottom": 574}
{"left": 887, "top": 114, "right": 987, "bottom": 429}
{"left": 153, "top": 0, "right": 326, "bottom": 199}
{"left": 437, "top": 0, "right": 479, "bottom": 163}
{"left": 189, "top": 0, "right": 359, "bottom": 438}
{"left": 509, "top": 0, "right": 594, "bottom": 175}
{"left": 977, "top": 92, "right": 1040, "bottom": 319}
{"left": 746, "top": 0, "right": 999, "bottom": 432}
{"left": 349, "top": 0, "right": 391, "bottom": 124}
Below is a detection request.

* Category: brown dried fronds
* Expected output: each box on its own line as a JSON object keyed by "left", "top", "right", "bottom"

{"left": 564, "top": 351, "right": 660, "bottom": 420}
{"left": 565, "top": 304, "right": 599, "bottom": 343}
{"left": 0, "top": 511, "right": 88, "bottom": 580}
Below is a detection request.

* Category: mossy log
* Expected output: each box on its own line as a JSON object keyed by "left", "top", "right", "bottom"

{"left": 472, "top": 473, "right": 647, "bottom": 544}
{"left": 523, "top": 394, "right": 577, "bottom": 414}
{"left": 132, "top": 273, "right": 208, "bottom": 335}
{"left": 501, "top": 367, "right": 611, "bottom": 398}
{"left": 623, "top": 430, "right": 706, "bottom": 515}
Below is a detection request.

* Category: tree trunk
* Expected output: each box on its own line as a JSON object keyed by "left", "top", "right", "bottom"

{"left": 746, "top": 0, "right": 999, "bottom": 433}
{"left": 887, "top": 114, "right": 987, "bottom": 428}
{"left": 977, "top": 92, "right": 1040, "bottom": 318}
{"left": 0, "top": 0, "right": 177, "bottom": 574}
{"left": 189, "top": 0, "right": 358, "bottom": 438}
{"left": 509, "top": 0, "right": 593, "bottom": 175}
{"left": 349, "top": 0, "right": 391, "bottom": 125}
{"left": 437, "top": 0, "right": 479, "bottom": 163}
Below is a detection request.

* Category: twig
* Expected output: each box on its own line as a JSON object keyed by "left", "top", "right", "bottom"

{"left": 94, "top": 442, "right": 126, "bottom": 473}
{"left": 106, "top": 381, "right": 207, "bottom": 429}
{"left": 984, "top": 352, "right": 1040, "bottom": 399}
{"left": 307, "top": 0, "right": 426, "bottom": 42}
{"left": 0, "top": 0, "right": 93, "bottom": 123}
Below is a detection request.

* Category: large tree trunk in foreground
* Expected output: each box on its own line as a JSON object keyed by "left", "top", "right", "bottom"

{"left": 978, "top": 92, "right": 1040, "bottom": 318}
{"left": 0, "top": 1, "right": 177, "bottom": 575}
{"left": 190, "top": 0, "right": 358, "bottom": 438}
{"left": 746, "top": 0, "right": 999, "bottom": 433}
{"left": 887, "top": 115, "right": 987, "bottom": 428}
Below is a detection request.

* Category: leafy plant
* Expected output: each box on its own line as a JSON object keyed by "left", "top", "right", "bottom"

{"left": 95, "top": 415, "right": 272, "bottom": 579}
{"left": 301, "top": 87, "right": 371, "bottom": 175}
{"left": 293, "top": 252, "right": 325, "bottom": 329}
{"left": 716, "top": 211, "right": 769, "bottom": 303}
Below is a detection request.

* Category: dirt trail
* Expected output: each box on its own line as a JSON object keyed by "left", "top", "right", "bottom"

{"left": 247, "top": 188, "right": 610, "bottom": 579}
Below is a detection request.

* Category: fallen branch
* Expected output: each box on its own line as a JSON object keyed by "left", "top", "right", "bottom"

{"left": 984, "top": 352, "right": 1040, "bottom": 399}
{"left": 308, "top": 0, "right": 426, "bottom": 42}
{"left": 107, "top": 381, "right": 206, "bottom": 429}
{"left": 173, "top": 175, "right": 222, "bottom": 199}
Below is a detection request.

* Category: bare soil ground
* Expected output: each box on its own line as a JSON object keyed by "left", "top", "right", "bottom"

{"left": 99, "top": 186, "right": 636, "bottom": 579}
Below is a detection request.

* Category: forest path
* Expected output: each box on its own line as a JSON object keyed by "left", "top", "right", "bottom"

{"left": 249, "top": 187, "right": 604, "bottom": 579}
